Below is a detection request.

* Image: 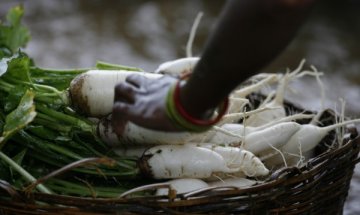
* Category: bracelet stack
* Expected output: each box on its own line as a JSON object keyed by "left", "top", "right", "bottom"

{"left": 166, "top": 79, "right": 229, "bottom": 132}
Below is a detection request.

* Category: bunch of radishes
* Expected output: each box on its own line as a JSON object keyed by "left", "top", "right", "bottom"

{"left": 68, "top": 58, "right": 360, "bottom": 195}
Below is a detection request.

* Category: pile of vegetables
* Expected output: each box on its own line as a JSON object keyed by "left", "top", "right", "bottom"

{"left": 0, "top": 5, "right": 359, "bottom": 199}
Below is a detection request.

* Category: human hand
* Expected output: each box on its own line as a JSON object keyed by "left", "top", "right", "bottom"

{"left": 112, "top": 74, "right": 181, "bottom": 134}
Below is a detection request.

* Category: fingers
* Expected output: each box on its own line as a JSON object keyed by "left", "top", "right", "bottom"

{"left": 112, "top": 101, "right": 129, "bottom": 121}
{"left": 126, "top": 74, "right": 150, "bottom": 88}
{"left": 111, "top": 102, "right": 129, "bottom": 135}
{"left": 114, "top": 82, "right": 137, "bottom": 104}
{"left": 112, "top": 101, "right": 140, "bottom": 127}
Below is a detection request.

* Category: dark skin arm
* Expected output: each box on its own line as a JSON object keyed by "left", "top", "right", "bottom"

{"left": 112, "top": 0, "right": 316, "bottom": 133}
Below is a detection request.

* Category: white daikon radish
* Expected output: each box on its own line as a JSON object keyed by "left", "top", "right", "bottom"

{"left": 69, "top": 70, "right": 162, "bottom": 117}
{"left": 210, "top": 113, "right": 314, "bottom": 145}
{"left": 138, "top": 145, "right": 241, "bottom": 179}
{"left": 97, "top": 115, "right": 204, "bottom": 146}
{"left": 243, "top": 122, "right": 301, "bottom": 155}
{"left": 201, "top": 122, "right": 300, "bottom": 155}
{"left": 205, "top": 146, "right": 269, "bottom": 177}
{"left": 265, "top": 119, "right": 360, "bottom": 167}
{"left": 154, "top": 57, "right": 199, "bottom": 76}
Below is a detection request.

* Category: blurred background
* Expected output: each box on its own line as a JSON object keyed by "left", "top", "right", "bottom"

{"left": 1, "top": 0, "right": 360, "bottom": 214}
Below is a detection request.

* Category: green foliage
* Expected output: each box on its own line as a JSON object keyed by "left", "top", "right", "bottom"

{"left": 5, "top": 52, "right": 32, "bottom": 82}
{"left": 0, "top": 5, "right": 31, "bottom": 57}
{"left": 0, "top": 89, "right": 36, "bottom": 147}
{"left": 4, "top": 85, "right": 27, "bottom": 112}
{"left": 0, "top": 5, "right": 141, "bottom": 197}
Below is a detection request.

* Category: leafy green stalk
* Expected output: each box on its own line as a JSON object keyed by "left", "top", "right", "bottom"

{"left": 30, "top": 66, "right": 89, "bottom": 90}
{"left": 14, "top": 129, "right": 138, "bottom": 176}
{"left": 45, "top": 178, "right": 132, "bottom": 198}
{"left": 0, "top": 151, "right": 51, "bottom": 194}
{"left": 17, "top": 130, "right": 83, "bottom": 160}
{"left": 0, "top": 5, "right": 146, "bottom": 197}
{"left": 33, "top": 117, "right": 72, "bottom": 133}
{"left": 4, "top": 76, "right": 68, "bottom": 104}
{"left": 96, "top": 60, "right": 143, "bottom": 71}
{"left": 36, "top": 104, "right": 94, "bottom": 133}
{"left": 30, "top": 66, "right": 89, "bottom": 75}
{"left": 0, "top": 79, "right": 13, "bottom": 92}
{"left": 0, "top": 53, "right": 69, "bottom": 109}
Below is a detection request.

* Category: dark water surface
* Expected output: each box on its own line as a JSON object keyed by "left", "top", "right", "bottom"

{"left": 1, "top": 0, "right": 360, "bottom": 214}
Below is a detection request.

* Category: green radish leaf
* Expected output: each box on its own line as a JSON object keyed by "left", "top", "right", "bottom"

{"left": 0, "top": 89, "right": 36, "bottom": 147}
{"left": 0, "top": 5, "right": 31, "bottom": 55}
{"left": 0, "top": 52, "right": 31, "bottom": 82}
{"left": 4, "top": 52, "right": 32, "bottom": 82}
{"left": 4, "top": 85, "right": 28, "bottom": 112}
{"left": 0, "top": 54, "right": 18, "bottom": 77}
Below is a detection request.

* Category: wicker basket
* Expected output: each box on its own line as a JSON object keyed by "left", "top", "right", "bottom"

{"left": 1, "top": 100, "right": 359, "bottom": 215}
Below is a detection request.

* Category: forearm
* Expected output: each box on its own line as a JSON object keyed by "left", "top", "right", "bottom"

{"left": 180, "top": 0, "right": 316, "bottom": 117}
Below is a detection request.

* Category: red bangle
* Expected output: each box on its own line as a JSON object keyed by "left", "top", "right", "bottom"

{"left": 173, "top": 80, "right": 229, "bottom": 126}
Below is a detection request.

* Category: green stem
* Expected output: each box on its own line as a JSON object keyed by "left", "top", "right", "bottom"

{"left": 72, "top": 134, "right": 105, "bottom": 157}
{"left": 30, "top": 66, "right": 90, "bottom": 74}
{"left": 31, "top": 152, "right": 137, "bottom": 176}
{"left": 0, "top": 79, "right": 67, "bottom": 106}
{"left": 0, "top": 79, "right": 14, "bottom": 92}
{"left": 29, "top": 148, "right": 138, "bottom": 176}
{"left": 30, "top": 151, "right": 71, "bottom": 166}
{"left": 36, "top": 104, "right": 94, "bottom": 133}
{"left": 46, "top": 144, "right": 83, "bottom": 160}
{"left": 5, "top": 76, "right": 60, "bottom": 93}
{"left": 33, "top": 117, "right": 72, "bottom": 133}
{"left": 35, "top": 92, "right": 59, "bottom": 97}
{"left": 33, "top": 83, "right": 61, "bottom": 94}
{"left": 3, "top": 76, "right": 69, "bottom": 105}
{"left": 0, "top": 151, "right": 52, "bottom": 194}
{"left": 35, "top": 112, "right": 57, "bottom": 122}
{"left": 18, "top": 130, "right": 83, "bottom": 160}
{"left": 35, "top": 96, "right": 65, "bottom": 106}
{"left": 96, "top": 61, "right": 143, "bottom": 71}
{"left": 46, "top": 179, "right": 129, "bottom": 197}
